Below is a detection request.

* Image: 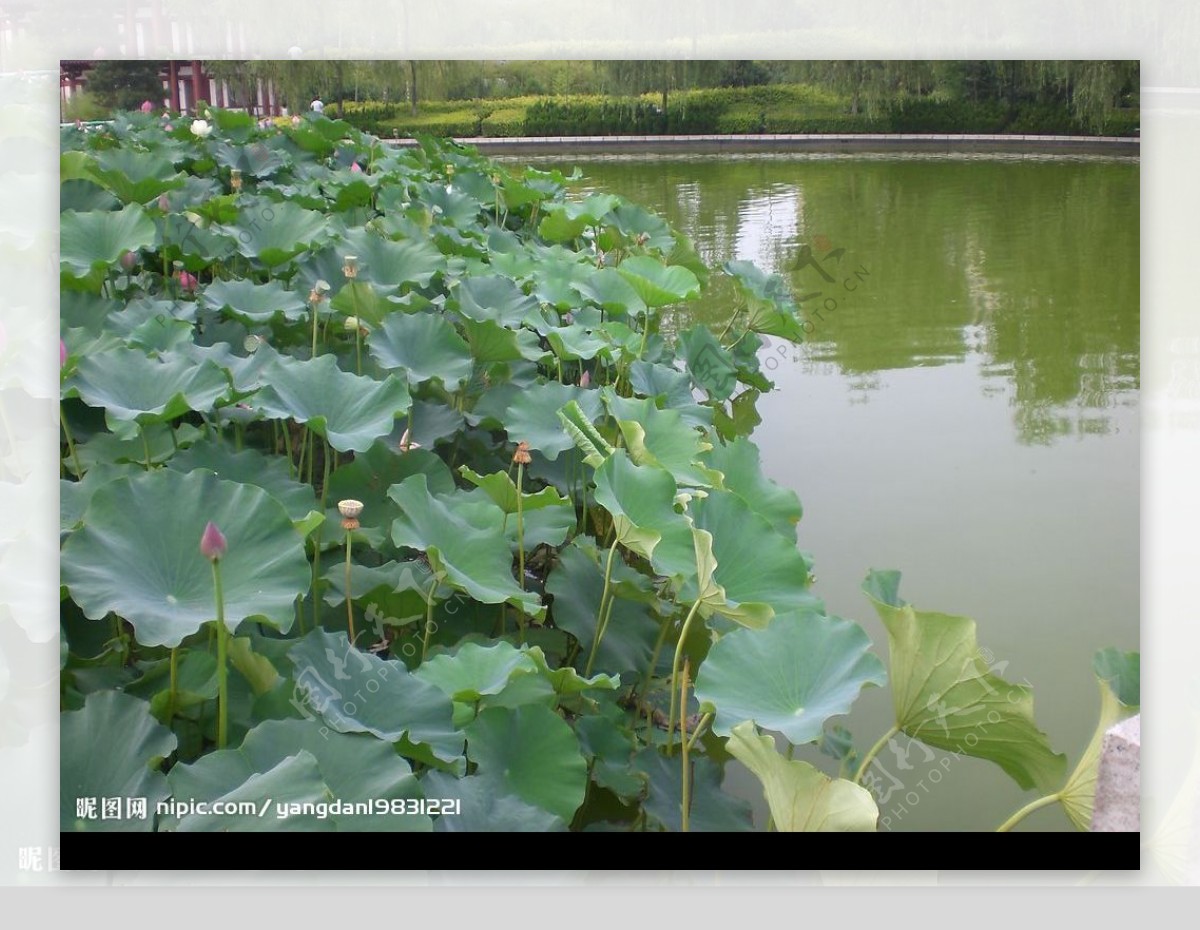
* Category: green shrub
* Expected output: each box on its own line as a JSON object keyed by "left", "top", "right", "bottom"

{"left": 480, "top": 107, "right": 527, "bottom": 137}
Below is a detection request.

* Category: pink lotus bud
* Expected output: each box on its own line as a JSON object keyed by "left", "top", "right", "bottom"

{"left": 200, "top": 521, "right": 227, "bottom": 561}
{"left": 141, "top": 100, "right": 154, "bottom": 113}
{"left": 164, "top": 124, "right": 173, "bottom": 132}
{"left": 120, "top": 250, "right": 137, "bottom": 271}
{"left": 580, "top": 370, "right": 591, "bottom": 389}
{"left": 157, "top": 194, "right": 170, "bottom": 212}
{"left": 60, "top": 339, "right": 67, "bottom": 368}
{"left": 176, "top": 270, "right": 198, "bottom": 292}
{"left": 350, "top": 162, "right": 362, "bottom": 173}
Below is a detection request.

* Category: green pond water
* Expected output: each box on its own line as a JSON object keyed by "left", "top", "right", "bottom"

{"left": 530, "top": 151, "right": 1140, "bottom": 831}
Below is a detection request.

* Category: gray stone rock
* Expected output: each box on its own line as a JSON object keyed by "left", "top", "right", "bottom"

{"left": 1091, "top": 714, "right": 1140, "bottom": 831}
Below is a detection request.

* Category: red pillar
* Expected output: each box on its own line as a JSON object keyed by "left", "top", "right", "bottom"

{"left": 190, "top": 59, "right": 206, "bottom": 112}
{"left": 168, "top": 60, "right": 179, "bottom": 112}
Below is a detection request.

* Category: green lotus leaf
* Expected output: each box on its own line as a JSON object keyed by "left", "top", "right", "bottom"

{"left": 454, "top": 274, "right": 538, "bottom": 327}
{"left": 723, "top": 259, "right": 797, "bottom": 309}
{"left": 679, "top": 325, "right": 739, "bottom": 401}
{"left": 575, "top": 712, "right": 644, "bottom": 798}
{"left": 210, "top": 139, "right": 290, "bottom": 178}
{"left": 725, "top": 721, "right": 879, "bottom": 832}
{"left": 573, "top": 267, "right": 647, "bottom": 317}
{"left": 686, "top": 489, "right": 819, "bottom": 627}
{"left": 287, "top": 628, "right": 463, "bottom": 765}
{"left": 522, "top": 645, "right": 620, "bottom": 696}
{"left": 60, "top": 205, "right": 157, "bottom": 282}
{"left": 545, "top": 541, "right": 661, "bottom": 676}
{"left": 61, "top": 691, "right": 176, "bottom": 832}
{"left": 1058, "top": 649, "right": 1140, "bottom": 830}
{"left": 60, "top": 469, "right": 311, "bottom": 647}
{"left": 606, "top": 202, "right": 677, "bottom": 253}
{"left": 464, "top": 704, "right": 587, "bottom": 822}
{"left": 66, "top": 347, "right": 228, "bottom": 423}
{"left": 532, "top": 252, "right": 595, "bottom": 308}
{"left": 104, "top": 299, "right": 195, "bottom": 353}
{"left": 201, "top": 278, "right": 309, "bottom": 323}
{"left": 629, "top": 360, "right": 696, "bottom": 409}
{"left": 557, "top": 399, "right": 614, "bottom": 468}
{"left": 546, "top": 323, "right": 609, "bottom": 361}
{"left": 338, "top": 226, "right": 445, "bottom": 289}
{"left": 473, "top": 381, "right": 603, "bottom": 461}
{"left": 328, "top": 280, "right": 395, "bottom": 327}
{"left": 723, "top": 260, "right": 807, "bottom": 341}
{"left": 61, "top": 178, "right": 119, "bottom": 213}
{"left": 418, "top": 180, "right": 482, "bottom": 228}
{"left": 406, "top": 399, "right": 465, "bottom": 449}
{"left": 226, "top": 200, "right": 329, "bottom": 267}
{"left": 166, "top": 439, "right": 318, "bottom": 524}
{"left": 251, "top": 353, "right": 411, "bottom": 453}
{"left": 460, "top": 465, "right": 571, "bottom": 516}
{"left": 168, "top": 718, "right": 430, "bottom": 831}
{"left": 174, "top": 752, "right": 335, "bottom": 832}
{"left": 536, "top": 194, "right": 620, "bottom": 243}
{"left": 636, "top": 748, "right": 754, "bottom": 832}
{"left": 616, "top": 256, "right": 700, "bottom": 308}
{"left": 592, "top": 451, "right": 696, "bottom": 581}
{"left": 414, "top": 640, "right": 540, "bottom": 703}
{"left": 694, "top": 611, "right": 886, "bottom": 743}
{"left": 713, "top": 387, "right": 763, "bottom": 441}
{"left": 88, "top": 149, "right": 186, "bottom": 204}
{"left": 327, "top": 443, "right": 453, "bottom": 531}
{"left": 705, "top": 436, "right": 802, "bottom": 539}
{"left": 159, "top": 213, "right": 237, "bottom": 268}
{"left": 608, "top": 394, "right": 720, "bottom": 488}
{"left": 461, "top": 316, "right": 548, "bottom": 364}
{"left": 60, "top": 463, "right": 141, "bottom": 532}
{"left": 126, "top": 648, "right": 219, "bottom": 717}
{"left": 422, "top": 771, "right": 567, "bottom": 832}
{"left": 227, "top": 636, "right": 280, "bottom": 696}
{"left": 389, "top": 474, "right": 544, "bottom": 617}
{"left": 862, "top": 570, "right": 1067, "bottom": 793}
{"left": 368, "top": 311, "right": 474, "bottom": 390}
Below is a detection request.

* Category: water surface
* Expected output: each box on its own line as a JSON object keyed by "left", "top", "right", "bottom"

{"left": 535, "top": 151, "right": 1140, "bottom": 831}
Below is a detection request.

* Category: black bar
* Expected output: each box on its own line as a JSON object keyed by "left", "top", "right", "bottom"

{"left": 62, "top": 830, "right": 1141, "bottom": 872}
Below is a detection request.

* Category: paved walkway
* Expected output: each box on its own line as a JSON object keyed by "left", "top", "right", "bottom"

{"left": 383, "top": 132, "right": 1139, "bottom": 153}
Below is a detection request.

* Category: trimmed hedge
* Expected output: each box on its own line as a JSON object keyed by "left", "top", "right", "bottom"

{"left": 337, "top": 84, "right": 1140, "bottom": 139}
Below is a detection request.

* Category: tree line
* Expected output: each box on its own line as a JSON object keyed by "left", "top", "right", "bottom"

{"left": 79, "top": 60, "right": 1137, "bottom": 131}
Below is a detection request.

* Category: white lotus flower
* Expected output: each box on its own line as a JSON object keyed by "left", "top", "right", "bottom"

{"left": 190, "top": 119, "right": 212, "bottom": 138}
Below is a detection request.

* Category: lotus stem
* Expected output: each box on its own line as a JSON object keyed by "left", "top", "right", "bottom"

{"left": 686, "top": 712, "right": 712, "bottom": 754}
{"left": 421, "top": 585, "right": 436, "bottom": 662}
{"left": 585, "top": 537, "right": 620, "bottom": 676}
{"left": 281, "top": 423, "right": 294, "bottom": 479}
{"left": 167, "top": 646, "right": 178, "bottom": 725}
{"left": 996, "top": 792, "right": 1061, "bottom": 832}
{"left": 211, "top": 559, "right": 229, "bottom": 749}
{"left": 140, "top": 424, "right": 153, "bottom": 469}
{"left": 344, "top": 528, "right": 355, "bottom": 643}
{"left": 667, "top": 600, "right": 704, "bottom": 752}
{"left": 852, "top": 724, "right": 900, "bottom": 785}
{"left": 681, "top": 658, "right": 692, "bottom": 833}
{"left": 312, "top": 298, "right": 321, "bottom": 360}
{"left": 638, "top": 615, "right": 672, "bottom": 709}
{"left": 516, "top": 460, "right": 526, "bottom": 591}
{"left": 60, "top": 403, "right": 83, "bottom": 478}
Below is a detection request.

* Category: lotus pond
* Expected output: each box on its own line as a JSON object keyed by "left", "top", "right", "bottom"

{"left": 59, "top": 111, "right": 1137, "bottom": 835}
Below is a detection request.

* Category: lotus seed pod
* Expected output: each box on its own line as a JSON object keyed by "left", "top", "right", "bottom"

{"left": 342, "top": 255, "right": 359, "bottom": 279}
{"left": 200, "top": 521, "right": 228, "bottom": 561}
{"left": 338, "top": 499, "right": 364, "bottom": 519}
{"left": 513, "top": 441, "right": 532, "bottom": 465}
